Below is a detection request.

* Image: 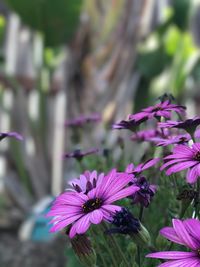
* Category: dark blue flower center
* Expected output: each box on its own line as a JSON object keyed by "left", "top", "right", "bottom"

{"left": 82, "top": 198, "right": 103, "bottom": 213}
{"left": 194, "top": 152, "right": 200, "bottom": 161}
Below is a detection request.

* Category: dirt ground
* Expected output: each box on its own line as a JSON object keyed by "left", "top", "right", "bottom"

{"left": 0, "top": 233, "right": 67, "bottom": 267}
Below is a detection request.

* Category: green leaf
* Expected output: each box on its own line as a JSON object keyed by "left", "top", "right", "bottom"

{"left": 5, "top": 0, "right": 83, "bottom": 47}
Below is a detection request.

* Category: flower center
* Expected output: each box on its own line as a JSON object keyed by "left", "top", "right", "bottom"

{"left": 82, "top": 198, "right": 103, "bottom": 213}
{"left": 194, "top": 152, "right": 200, "bottom": 161}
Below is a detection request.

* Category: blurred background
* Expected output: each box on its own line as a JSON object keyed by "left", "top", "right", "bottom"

{"left": 0, "top": 0, "right": 200, "bottom": 266}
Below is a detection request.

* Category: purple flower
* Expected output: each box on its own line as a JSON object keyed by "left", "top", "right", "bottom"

{"left": 161, "top": 143, "right": 200, "bottom": 183}
{"left": 129, "top": 100, "right": 186, "bottom": 122}
{"left": 125, "top": 158, "right": 160, "bottom": 176}
{"left": 0, "top": 132, "right": 23, "bottom": 141}
{"left": 112, "top": 118, "right": 147, "bottom": 132}
{"left": 156, "top": 134, "right": 190, "bottom": 147}
{"left": 47, "top": 169, "right": 139, "bottom": 238}
{"left": 63, "top": 148, "right": 99, "bottom": 161}
{"left": 131, "top": 129, "right": 165, "bottom": 143}
{"left": 146, "top": 218, "right": 200, "bottom": 266}
{"left": 158, "top": 117, "right": 200, "bottom": 135}
{"left": 68, "top": 170, "right": 104, "bottom": 193}
{"left": 64, "top": 114, "right": 101, "bottom": 127}
{"left": 130, "top": 176, "right": 157, "bottom": 207}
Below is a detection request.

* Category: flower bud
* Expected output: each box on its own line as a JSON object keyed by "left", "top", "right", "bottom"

{"left": 71, "top": 234, "right": 96, "bottom": 267}
{"left": 131, "top": 223, "right": 151, "bottom": 247}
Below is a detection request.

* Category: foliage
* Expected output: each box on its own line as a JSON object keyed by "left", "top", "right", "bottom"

{"left": 4, "top": 0, "right": 83, "bottom": 46}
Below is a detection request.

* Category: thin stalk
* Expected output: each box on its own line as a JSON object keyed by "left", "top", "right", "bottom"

{"left": 139, "top": 205, "right": 144, "bottom": 221}
{"left": 195, "top": 180, "right": 200, "bottom": 218}
{"left": 97, "top": 226, "right": 118, "bottom": 267}
{"left": 90, "top": 228, "right": 107, "bottom": 267}
{"left": 137, "top": 246, "right": 141, "bottom": 267}
{"left": 102, "top": 223, "right": 130, "bottom": 267}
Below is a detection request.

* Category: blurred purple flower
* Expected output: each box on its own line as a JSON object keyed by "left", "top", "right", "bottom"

{"left": 112, "top": 118, "right": 147, "bottom": 132}
{"left": 63, "top": 148, "right": 99, "bottom": 161}
{"left": 158, "top": 117, "right": 200, "bottom": 135}
{"left": 131, "top": 129, "right": 166, "bottom": 143}
{"left": 156, "top": 134, "right": 190, "bottom": 147}
{"left": 0, "top": 132, "right": 23, "bottom": 141}
{"left": 64, "top": 113, "right": 101, "bottom": 127}
{"left": 161, "top": 143, "right": 200, "bottom": 183}
{"left": 129, "top": 100, "right": 186, "bottom": 122}
{"left": 131, "top": 176, "right": 157, "bottom": 207}
{"left": 47, "top": 169, "right": 139, "bottom": 238}
{"left": 146, "top": 218, "right": 200, "bottom": 266}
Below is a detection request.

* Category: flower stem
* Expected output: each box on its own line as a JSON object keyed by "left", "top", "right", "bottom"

{"left": 102, "top": 223, "right": 130, "bottom": 267}
{"left": 139, "top": 205, "right": 144, "bottom": 221}
{"left": 137, "top": 246, "right": 141, "bottom": 267}
{"left": 195, "top": 180, "right": 200, "bottom": 218}
{"left": 90, "top": 228, "right": 107, "bottom": 267}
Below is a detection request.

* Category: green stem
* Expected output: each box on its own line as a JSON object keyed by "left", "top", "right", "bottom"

{"left": 90, "top": 228, "right": 107, "bottom": 267}
{"left": 195, "top": 180, "right": 200, "bottom": 218}
{"left": 137, "top": 246, "right": 141, "bottom": 267}
{"left": 98, "top": 226, "right": 119, "bottom": 267}
{"left": 102, "top": 223, "right": 130, "bottom": 267}
{"left": 139, "top": 205, "right": 144, "bottom": 221}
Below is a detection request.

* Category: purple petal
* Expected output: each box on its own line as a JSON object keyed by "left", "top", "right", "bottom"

{"left": 146, "top": 251, "right": 196, "bottom": 259}
{"left": 49, "top": 214, "right": 82, "bottom": 232}
{"left": 104, "top": 185, "right": 139, "bottom": 203}
{"left": 160, "top": 158, "right": 189, "bottom": 171}
{"left": 186, "top": 167, "right": 199, "bottom": 184}
{"left": 102, "top": 173, "right": 133, "bottom": 198}
{"left": 71, "top": 214, "right": 91, "bottom": 237}
{"left": 141, "top": 158, "right": 160, "bottom": 171}
{"left": 102, "top": 204, "right": 121, "bottom": 214}
{"left": 160, "top": 227, "right": 185, "bottom": 246}
{"left": 183, "top": 219, "right": 200, "bottom": 246}
{"left": 173, "top": 219, "right": 199, "bottom": 250}
{"left": 0, "top": 132, "right": 23, "bottom": 141}
{"left": 166, "top": 161, "right": 197, "bottom": 175}
{"left": 89, "top": 210, "right": 103, "bottom": 224}
{"left": 157, "top": 258, "right": 200, "bottom": 267}
{"left": 173, "top": 145, "right": 193, "bottom": 157}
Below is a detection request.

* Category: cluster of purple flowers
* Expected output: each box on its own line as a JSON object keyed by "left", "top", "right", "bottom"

{"left": 47, "top": 96, "right": 200, "bottom": 266}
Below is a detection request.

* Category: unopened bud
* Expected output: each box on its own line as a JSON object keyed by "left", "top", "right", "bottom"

{"left": 71, "top": 234, "right": 96, "bottom": 267}
{"left": 131, "top": 223, "right": 151, "bottom": 247}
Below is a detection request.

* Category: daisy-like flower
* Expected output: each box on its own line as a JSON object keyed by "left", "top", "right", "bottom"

{"left": 156, "top": 134, "right": 190, "bottom": 147}
{"left": 129, "top": 100, "right": 186, "bottom": 122}
{"left": 64, "top": 113, "right": 101, "bottom": 127}
{"left": 131, "top": 129, "right": 164, "bottom": 143}
{"left": 0, "top": 132, "right": 23, "bottom": 141}
{"left": 112, "top": 118, "right": 147, "bottom": 132}
{"left": 47, "top": 169, "right": 139, "bottom": 238}
{"left": 158, "top": 117, "right": 200, "bottom": 135}
{"left": 146, "top": 218, "right": 200, "bottom": 267}
{"left": 63, "top": 148, "right": 99, "bottom": 161}
{"left": 161, "top": 143, "right": 200, "bottom": 183}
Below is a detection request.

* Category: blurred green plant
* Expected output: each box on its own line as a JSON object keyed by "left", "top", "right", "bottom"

{"left": 4, "top": 0, "right": 83, "bottom": 47}
{"left": 135, "top": 1, "right": 200, "bottom": 110}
